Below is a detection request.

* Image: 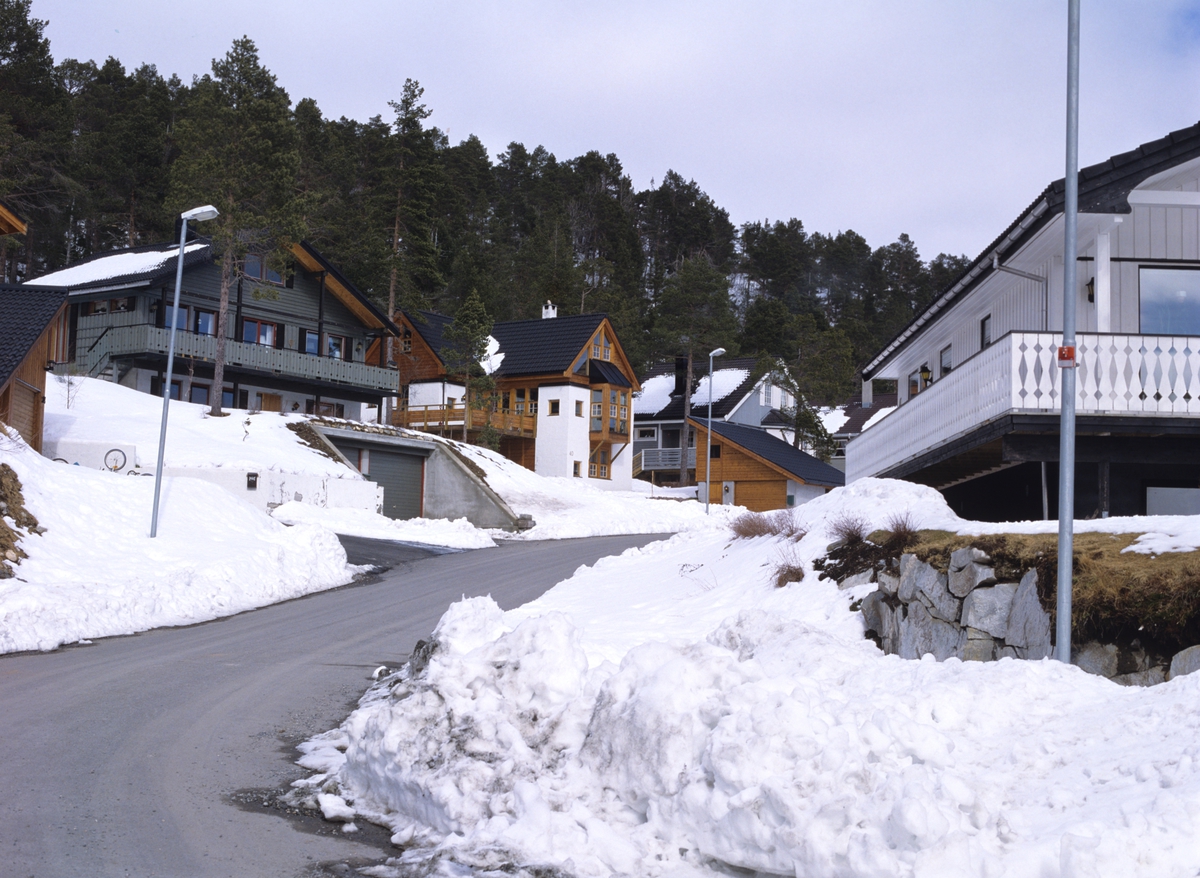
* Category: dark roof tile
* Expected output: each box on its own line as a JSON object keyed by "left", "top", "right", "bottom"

{"left": 490, "top": 312, "right": 605, "bottom": 377}
{"left": 0, "top": 286, "right": 68, "bottom": 389}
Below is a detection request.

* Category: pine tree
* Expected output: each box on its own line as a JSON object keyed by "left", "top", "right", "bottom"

{"left": 653, "top": 254, "right": 738, "bottom": 484}
{"left": 440, "top": 289, "right": 493, "bottom": 442}
{"left": 167, "top": 37, "right": 302, "bottom": 416}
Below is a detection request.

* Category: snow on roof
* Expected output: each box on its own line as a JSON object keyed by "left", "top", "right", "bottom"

{"left": 861, "top": 404, "right": 895, "bottom": 431}
{"left": 633, "top": 367, "right": 751, "bottom": 417}
{"left": 633, "top": 373, "right": 674, "bottom": 415}
{"left": 481, "top": 335, "right": 505, "bottom": 375}
{"left": 31, "top": 242, "right": 208, "bottom": 289}
{"left": 819, "top": 406, "right": 850, "bottom": 435}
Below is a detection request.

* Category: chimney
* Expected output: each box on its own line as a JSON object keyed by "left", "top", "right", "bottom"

{"left": 542, "top": 300, "right": 557, "bottom": 319}
{"left": 672, "top": 356, "right": 688, "bottom": 398}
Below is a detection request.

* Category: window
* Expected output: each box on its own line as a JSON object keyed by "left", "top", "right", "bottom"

{"left": 711, "top": 445, "right": 721, "bottom": 459}
{"left": 637, "top": 427, "right": 656, "bottom": 440}
{"left": 325, "top": 334, "right": 347, "bottom": 360}
{"left": 1140, "top": 267, "right": 1200, "bottom": 334}
{"left": 575, "top": 400, "right": 584, "bottom": 417}
{"left": 980, "top": 314, "right": 992, "bottom": 349}
{"left": 573, "top": 461, "right": 581, "bottom": 477}
{"left": 189, "top": 384, "right": 209, "bottom": 405}
{"left": 243, "top": 319, "right": 278, "bottom": 347}
{"left": 603, "top": 341, "right": 611, "bottom": 361}
{"left": 110, "top": 297, "right": 132, "bottom": 312}
{"left": 516, "top": 388, "right": 527, "bottom": 414}
{"left": 87, "top": 299, "right": 110, "bottom": 315}
{"left": 908, "top": 370, "right": 921, "bottom": 399}
{"left": 164, "top": 304, "right": 188, "bottom": 330}
{"left": 549, "top": 399, "right": 560, "bottom": 416}
{"left": 939, "top": 345, "right": 952, "bottom": 377}
{"left": 305, "top": 400, "right": 345, "bottom": 417}
{"left": 195, "top": 310, "right": 216, "bottom": 336}
{"left": 589, "top": 462, "right": 597, "bottom": 477}
{"left": 244, "top": 253, "right": 282, "bottom": 285}
{"left": 301, "top": 329, "right": 319, "bottom": 355}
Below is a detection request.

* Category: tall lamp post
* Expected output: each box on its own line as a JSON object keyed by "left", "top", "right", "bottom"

{"left": 705, "top": 347, "right": 726, "bottom": 513}
{"left": 150, "top": 204, "right": 219, "bottom": 538}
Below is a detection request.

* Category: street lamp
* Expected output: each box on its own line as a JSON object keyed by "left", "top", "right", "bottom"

{"left": 705, "top": 346, "right": 726, "bottom": 513}
{"left": 150, "top": 204, "right": 219, "bottom": 538}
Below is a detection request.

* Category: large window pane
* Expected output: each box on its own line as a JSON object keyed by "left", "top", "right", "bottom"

{"left": 1140, "top": 268, "right": 1200, "bottom": 334}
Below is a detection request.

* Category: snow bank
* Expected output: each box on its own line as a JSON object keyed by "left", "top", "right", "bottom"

{"left": 44, "top": 375, "right": 352, "bottom": 475}
{"left": 451, "top": 441, "right": 743, "bottom": 539}
{"left": 271, "top": 502, "right": 496, "bottom": 549}
{"left": 297, "top": 479, "right": 1200, "bottom": 877}
{"left": 0, "top": 433, "right": 358, "bottom": 653}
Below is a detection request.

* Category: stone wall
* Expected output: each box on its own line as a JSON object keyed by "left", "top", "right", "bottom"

{"left": 844, "top": 547, "right": 1200, "bottom": 687}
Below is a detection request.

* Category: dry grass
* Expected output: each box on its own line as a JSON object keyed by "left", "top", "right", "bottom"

{"left": 730, "top": 510, "right": 806, "bottom": 541}
{"left": 0, "top": 464, "right": 36, "bottom": 579}
{"left": 771, "top": 545, "right": 807, "bottom": 588}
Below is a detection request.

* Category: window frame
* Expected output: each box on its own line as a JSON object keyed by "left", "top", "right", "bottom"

{"left": 980, "top": 314, "right": 992, "bottom": 349}
{"left": 548, "top": 399, "right": 561, "bottom": 416}
{"left": 939, "top": 344, "right": 952, "bottom": 377}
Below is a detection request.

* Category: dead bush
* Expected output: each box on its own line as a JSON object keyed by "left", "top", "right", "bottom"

{"left": 771, "top": 546, "right": 807, "bottom": 588}
{"left": 884, "top": 511, "right": 919, "bottom": 545}
{"left": 829, "top": 512, "right": 870, "bottom": 545}
{"left": 730, "top": 510, "right": 807, "bottom": 541}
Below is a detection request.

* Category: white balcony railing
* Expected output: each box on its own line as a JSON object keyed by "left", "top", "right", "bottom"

{"left": 80, "top": 324, "right": 397, "bottom": 393}
{"left": 634, "top": 448, "right": 697, "bottom": 472}
{"left": 847, "top": 331, "right": 1200, "bottom": 481}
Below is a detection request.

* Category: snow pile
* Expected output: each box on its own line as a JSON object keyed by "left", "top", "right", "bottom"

{"left": 296, "top": 479, "right": 1200, "bottom": 877}
{"left": 451, "top": 441, "right": 743, "bottom": 539}
{"left": 0, "top": 432, "right": 358, "bottom": 654}
{"left": 45, "top": 375, "right": 352, "bottom": 475}
{"left": 32, "top": 242, "right": 207, "bottom": 287}
{"left": 271, "top": 502, "right": 496, "bottom": 550}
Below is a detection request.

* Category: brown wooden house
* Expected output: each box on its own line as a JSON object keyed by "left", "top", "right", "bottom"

{"left": 0, "top": 286, "right": 69, "bottom": 452}
{"left": 690, "top": 417, "right": 844, "bottom": 511}
{"left": 0, "top": 200, "right": 27, "bottom": 237}
{"left": 381, "top": 305, "right": 642, "bottom": 488}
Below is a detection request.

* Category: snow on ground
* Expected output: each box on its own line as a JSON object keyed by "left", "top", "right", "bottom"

{"left": 271, "top": 502, "right": 496, "bottom": 550}
{"left": 451, "top": 441, "right": 741, "bottom": 539}
{"left": 296, "top": 478, "right": 1200, "bottom": 878}
{"left": 0, "top": 432, "right": 359, "bottom": 654}
{"left": 31, "top": 242, "right": 207, "bottom": 287}
{"left": 45, "top": 375, "right": 350, "bottom": 475}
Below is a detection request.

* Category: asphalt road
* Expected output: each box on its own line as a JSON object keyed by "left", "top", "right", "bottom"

{"left": 0, "top": 533, "right": 666, "bottom": 878}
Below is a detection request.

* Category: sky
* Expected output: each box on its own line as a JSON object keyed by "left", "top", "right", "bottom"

{"left": 28, "top": 0, "right": 1200, "bottom": 262}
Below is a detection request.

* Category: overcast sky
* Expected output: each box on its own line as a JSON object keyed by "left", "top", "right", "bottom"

{"left": 29, "top": 0, "right": 1200, "bottom": 261}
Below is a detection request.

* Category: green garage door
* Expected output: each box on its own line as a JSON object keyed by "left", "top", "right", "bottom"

{"left": 330, "top": 440, "right": 426, "bottom": 520}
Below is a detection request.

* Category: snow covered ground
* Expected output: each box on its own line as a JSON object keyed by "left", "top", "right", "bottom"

{"left": 0, "top": 430, "right": 358, "bottom": 654}
{"left": 295, "top": 479, "right": 1200, "bottom": 878}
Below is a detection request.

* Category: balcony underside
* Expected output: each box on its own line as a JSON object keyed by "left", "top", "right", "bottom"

{"left": 886, "top": 412, "right": 1200, "bottom": 490}
{"left": 116, "top": 353, "right": 392, "bottom": 404}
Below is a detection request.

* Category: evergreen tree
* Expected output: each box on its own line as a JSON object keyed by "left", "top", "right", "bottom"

{"left": 167, "top": 37, "right": 302, "bottom": 416}
{"left": 440, "top": 289, "right": 493, "bottom": 442}
{"left": 653, "top": 254, "right": 738, "bottom": 484}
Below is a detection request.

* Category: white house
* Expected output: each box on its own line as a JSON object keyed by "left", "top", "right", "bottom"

{"left": 848, "top": 121, "right": 1200, "bottom": 520}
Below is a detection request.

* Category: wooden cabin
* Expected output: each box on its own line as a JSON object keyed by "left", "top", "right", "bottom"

{"left": 689, "top": 417, "right": 844, "bottom": 511}
{"left": 0, "top": 286, "right": 69, "bottom": 453}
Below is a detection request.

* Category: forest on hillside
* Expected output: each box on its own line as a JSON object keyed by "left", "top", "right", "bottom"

{"left": 0, "top": 0, "right": 971, "bottom": 402}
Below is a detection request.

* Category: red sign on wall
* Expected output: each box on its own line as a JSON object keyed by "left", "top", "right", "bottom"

{"left": 1057, "top": 345, "right": 1077, "bottom": 368}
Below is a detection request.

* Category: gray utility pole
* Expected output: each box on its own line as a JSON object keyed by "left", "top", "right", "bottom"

{"left": 1055, "top": 0, "right": 1081, "bottom": 662}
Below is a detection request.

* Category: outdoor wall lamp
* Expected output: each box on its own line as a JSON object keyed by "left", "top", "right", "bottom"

{"left": 705, "top": 346, "right": 727, "bottom": 514}
{"left": 150, "top": 204, "right": 220, "bottom": 538}
{"left": 919, "top": 364, "right": 932, "bottom": 387}
{"left": 1086, "top": 277, "right": 1095, "bottom": 302}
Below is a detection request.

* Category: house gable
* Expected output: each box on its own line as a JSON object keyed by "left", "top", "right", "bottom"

{"left": 0, "top": 201, "right": 28, "bottom": 237}
{"left": 0, "top": 286, "right": 68, "bottom": 452}
{"left": 689, "top": 417, "right": 844, "bottom": 488}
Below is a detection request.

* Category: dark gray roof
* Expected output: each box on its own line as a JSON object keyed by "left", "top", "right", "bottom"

{"left": 0, "top": 286, "right": 68, "bottom": 389}
{"left": 864, "top": 120, "right": 1200, "bottom": 378}
{"left": 589, "top": 359, "right": 630, "bottom": 388}
{"left": 405, "top": 310, "right": 454, "bottom": 365}
{"left": 26, "top": 239, "right": 214, "bottom": 292}
{"left": 693, "top": 417, "right": 845, "bottom": 488}
{"left": 490, "top": 312, "right": 605, "bottom": 377}
{"left": 835, "top": 391, "right": 898, "bottom": 436}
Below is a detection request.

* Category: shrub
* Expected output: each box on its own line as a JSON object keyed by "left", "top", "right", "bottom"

{"left": 730, "top": 510, "right": 807, "bottom": 541}
{"left": 771, "top": 546, "right": 807, "bottom": 588}
{"left": 829, "top": 512, "right": 870, "bottom": 545}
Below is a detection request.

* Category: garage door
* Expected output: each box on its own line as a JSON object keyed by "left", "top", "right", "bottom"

{"left": 329, "top": 439, "right": 426, "bottom": 520}
{"left": 367, "top": 450, "right": 425, "bottom": 519}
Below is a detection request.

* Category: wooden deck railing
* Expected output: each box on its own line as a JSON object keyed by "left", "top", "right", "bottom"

{"left": 393, "top": 405, "right": 537, "bottom": 437}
